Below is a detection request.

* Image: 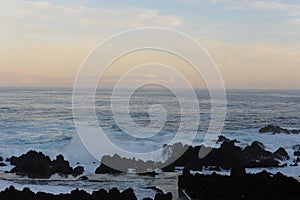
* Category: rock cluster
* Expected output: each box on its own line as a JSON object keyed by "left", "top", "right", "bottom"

{"left": 10, "top": 151, "right": 83, "bottom": 178}
{"left": 0, "top": 186, "right": 172, "bottom": 200}
{"left": 259, "top": 124, "right": 300, "bottom": 134}
{"left": 178, "top": 167, "right": 300, "bottom": 200}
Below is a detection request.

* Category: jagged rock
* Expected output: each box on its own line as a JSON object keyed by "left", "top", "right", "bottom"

{"left": 259, "top": 124, "right": 300, "bottom": 134}
{"left": 73, "top": 166, "right": 84, "bottom": 175}
{"left": 9, "top": 151, "right": 83, "bottom": 178}
{"left": 274, "top": 147, "right": 290, "bottom": 160}
{"left": 95, "top": 163, "right": 123, "bottom": 174}
{"left": 294, "top": 151, "right": 300, "bottom": 156}
{"left": 0, "top": 186, "right": 138, "bottom": 200}
{"left": 51, "top": 155, "right": 73, "bottom": 175}
{"left": 217, "top": 135, "right": 239, "bottom": 143}
{"left": 138, "top": 171, "right": 158, "bottom": 177}
{"left": 154, "top": 192, "right": 172, "bottom": 200}
{"left": 178, "top": 168, "right": 300, "bottom": 200}
{"left": 161, "top": 164, "right": 175, "bottom": 172}
{"left": 10, "top": 151, "right": 52, "bottom": 178}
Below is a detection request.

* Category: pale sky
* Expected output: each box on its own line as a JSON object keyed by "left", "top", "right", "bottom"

{"left": 0, "top": 0, "right": 299, "bottom": 89}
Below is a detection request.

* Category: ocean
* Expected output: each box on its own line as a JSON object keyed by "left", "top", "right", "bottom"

{"left": 0, "top": 87, "right": 299, "bottom": 199}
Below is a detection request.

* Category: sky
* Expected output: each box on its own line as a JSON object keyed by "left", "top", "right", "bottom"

{"left": 0, "top": 0, "right": 299, "bottom": 89}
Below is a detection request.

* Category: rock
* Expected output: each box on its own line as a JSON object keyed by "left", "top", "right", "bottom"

{"left": 217, "top": 135, "right": 239, "bottom": 143}
{"left": 0, "top": 186, "right": 138, "bottom": 200}
{"left": 51, "top": 154, "right": 73, "bottom": 175}
{"left": 161, "top": 164, "right": 175, "bottom": 172}
{"left": 9, "top": 151, "right": 83, "bottom": 178}
{"left": 154, "top": 192, "right": 172, "bottom": 200}
{"left": 78, "top": 175, "right": 88, "bottom": 180}
{"left": 243, "top": 141, "right": 279, "bottom": 168}
{"left": 178, "top": 168, "right": 300, "bottom": 200}
{"left": 259, "top": 124, "right": 300, "bottom": 134}
{"left": 274, "top": 147, "right": 290, "bottom": 160}
{"left": 294, "top": 151, "right": 300, "bottom": 156}
{"left": 120, "top": 188, "right": 137, "bottom": 200}
{"left": 217, "top": 135, "right": 231, "bottom": 143}
{"left": 138, "top": 171, "right": 158, "bottom": 177}
{"left": 10, "top": 150, "right": 52, "bottom": 178}
{"left": 95, "top": 163, "right": 123, "bottom": 174}
{"left": 290, "top": 162, "right": 298, "bottom": 167}
{"left": 0, "top": 162, "right": 7, "bottom": 167}
{"left": 73, "top": 166, "right": 84, "bottom": 175}
{"left": 208, "top": 166, "right": 222, "bottom": 171}
{"left": 0, "top": 156, "right": 3, "bottom": 162}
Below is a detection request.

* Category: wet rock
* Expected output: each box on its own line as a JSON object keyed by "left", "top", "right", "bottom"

{"left": 217, "top": 135, "right": 239, "bottom": 143}
{"left": 0, "top": 156, "right": 3, "bottom": 162}
{"left": 178, "top": 168, "right": 300, "bottom": 200}
{"left": 78, "top": 175, "right": 88, "bottom": 180}
{"left": 274, "top": 147, "right": 290, "bottom": 160}
{"left": 9, "top": 151, "right": 84, "bottom": 178}
{"left": 95, "top": 163, "right": 123, "bottom": 174}
{"left": 161, "top": 164, "right": 175, "bottom": 172}
{"left": 243, "top": 141, "right": 279, "bottom": 168}
{"left": 73, "top": 166, "right": 84, "bottom": 175}
{"left": 138, "top": 171, "right": 158, "bottom": 177}
{"left": 10, "top": 151, "right": 52, "bottom": 178}
{"left": 0, "top": 186, "right": 138, "bottom": 200}
{"left": 0, "top": 162, "right": 7, "bottom": 167}
{"left": 294, "top": 151, "right": 300, "bottom": 156}
{"left": 51, "top": 154, "right": 73, "bottom": 175}
{"left": 154, "top": 192, "right": 172, "bottom": 200}
{"left": 259, "top": 124, "right": 300, "bottom": 134}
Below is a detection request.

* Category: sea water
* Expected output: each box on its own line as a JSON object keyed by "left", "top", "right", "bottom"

{"left": 0, "top": 87, "right": 299, "bottom": 199}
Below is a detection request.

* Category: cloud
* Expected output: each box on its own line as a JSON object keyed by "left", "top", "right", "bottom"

{"left": 0, "top": 0, "right": 183, "bottom": 39}
{"left": 228, "top": 1, "right": 300, "bottom": 16}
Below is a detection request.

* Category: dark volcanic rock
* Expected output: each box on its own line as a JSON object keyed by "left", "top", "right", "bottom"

{"left": 217, "top": 135, "right": 239, "bottom": 143}
{"left": 294, "top": 151, "right": 300, "bottom": 156}
{"left": 154, "top": 192, "right": 172, "bottom": 200}
{"left": 9, "top": 151, "right": 84, "bottom": 178}
{"left": 95, "top": 163, "right": 123, "bottom": 174}
{"left": 73, "top": 166, "right": 84, "bottom": 175}
{"left": 0, "top": 186, "right": 138, "bottom": 200}
{"left": 243, "top": 141, "right": 279, "bottom": 168}
{"left": 95, "top": 154, "right": 162, "bottom": 173}
{"left": 10, "top": 151, "right": 52, "bottom": 178}
{"left": 97, "top": 140, "right": 285, "bottom": 173}
{"left": 259, "top": 124, "right": 300, "bottom": 134}
{"left": 164, "top": 140, "right": 281, "bottom": 170}
{"left": 138, "top": 171, "right": 158, "bottom": 177}
{"left": 274, "top": 147, "right": 290, "bottom": 160}
{"left": 51, "top": 154, "right": 73, "bottom": 175}
{"left": 0, "top": 162, "right": 7, "bottom": 167}
{"left": 178, "top": 167, "right": 300, "bottom": 200}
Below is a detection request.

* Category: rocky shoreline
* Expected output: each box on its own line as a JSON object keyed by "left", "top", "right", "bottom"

{"left": 0, "top": 186, "right": 172, "bottom": 200}
{"left": 0, "top": 125, "right": 299, "bottom": 199}
{"left": 179, "top": 166, "right": 300, "bottom": 200}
